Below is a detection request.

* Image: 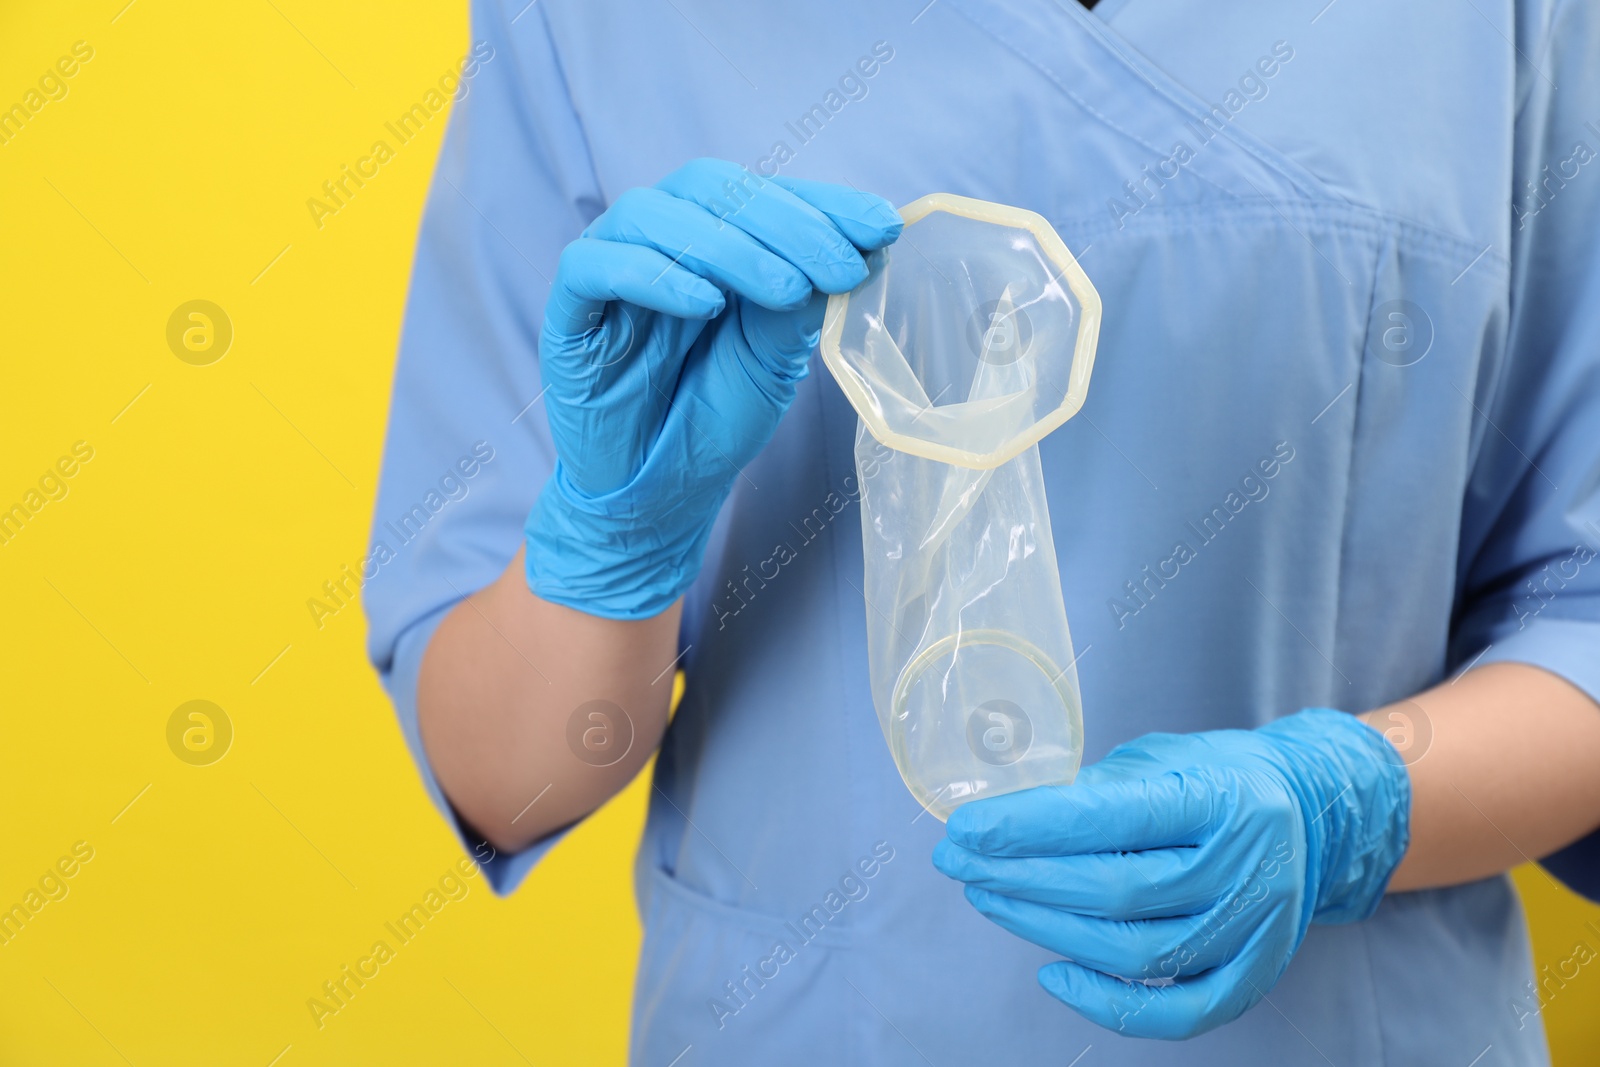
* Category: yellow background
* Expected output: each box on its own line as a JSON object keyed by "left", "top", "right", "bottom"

{"left": 0, "top": 2, "right": 1595, "bottom": 1063}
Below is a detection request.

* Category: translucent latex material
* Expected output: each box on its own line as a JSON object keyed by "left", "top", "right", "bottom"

{"left": 822, "top": 194, "right": 1101, "bottom": 820}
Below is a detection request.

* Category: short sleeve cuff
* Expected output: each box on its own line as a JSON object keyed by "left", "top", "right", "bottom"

{"left": 1456, "top": 615, "right": 1600, "bottom": 902}
{"left": 1460, "top": 615, "right": 1600, "bottom": 707}
{"left": 382, "top": 604, "right": 571, "bottom": 897}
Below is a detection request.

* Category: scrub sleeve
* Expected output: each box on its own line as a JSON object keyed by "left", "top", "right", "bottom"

{"left": 1451, "top": 0, "right": 1600, "bottom": 900}
{"left": 364, "top": 2, "right": 604, "bottom": 895}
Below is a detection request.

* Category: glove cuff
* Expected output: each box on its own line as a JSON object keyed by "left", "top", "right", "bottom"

{"left": 1260, "top": 708, "right": 1412, "bottom": 926}
{"left": 524, "top": 461, "right": 726, "bottom": 620}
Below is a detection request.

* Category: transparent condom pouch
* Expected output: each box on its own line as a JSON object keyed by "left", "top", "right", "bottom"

{"left": 821, "top": 195, "right": 1102, "bottom": 820}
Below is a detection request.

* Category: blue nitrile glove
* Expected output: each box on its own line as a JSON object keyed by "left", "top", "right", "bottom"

{"left": 932, "top": 708, "right": 1410, "bottom": 1040}
{"left": 524, "top": 159, "right": 902, "bottom": 618}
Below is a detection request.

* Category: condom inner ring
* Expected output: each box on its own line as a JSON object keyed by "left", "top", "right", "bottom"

{"left": 888, "top": 628, "right": 1081, "bottom": 808}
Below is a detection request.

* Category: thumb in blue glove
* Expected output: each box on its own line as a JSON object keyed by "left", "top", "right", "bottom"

{"left": 527, "top": 158, "right": 902, "bottom": 618}
{"left": 932, "top": 708, "right": 1410, "bottom": 1039}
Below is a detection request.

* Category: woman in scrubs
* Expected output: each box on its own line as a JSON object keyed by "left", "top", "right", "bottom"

{"left": 366, "top": 0, "right": 1600, "bottom": 1061}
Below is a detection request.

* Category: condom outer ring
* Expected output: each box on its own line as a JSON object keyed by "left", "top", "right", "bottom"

{"left": 887, "top": 627, "right": 1085, "bottom": 819}
{"left": 820, "top": 193, "right": 1103, "bottom": 471}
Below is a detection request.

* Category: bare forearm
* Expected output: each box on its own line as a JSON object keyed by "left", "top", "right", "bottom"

{"left": 417, "top": 546, "right": 681, "bottom": 852}
{"left": 1364, "top": 662, "right": 1600, "bottom": 892}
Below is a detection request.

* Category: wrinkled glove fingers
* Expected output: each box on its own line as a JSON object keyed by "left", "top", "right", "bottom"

{"left": 545, "top": 238, "right": 723, "bottom": 337}
{"left": 1071, "top": 733, "right": 1216, "bottom": 788}
{"left": 585, "top": 187, "right": 814, "bottom": 311}
{"left": 665, "top": 299, "right": 823, "bottom": 446}
{"left": 1038, "top": 952, "right": 1272, "bottom": 1041}
{"left": 733, "top": 294, "right": 828, "bottom": 385}
{"left": 962, "top": 887, "right": 1250, "bottom": 981}
{"left": 946, "top": 776, "right": 1216, "bottom": 858}
{"left": 934, "top": 841, "right": 1220, "bottom": 918}
{"left": 657, "top": 158, "right": 872, "bottom": 293}
{"left": 768, "top": 175, "right": 903, "bottom": 251}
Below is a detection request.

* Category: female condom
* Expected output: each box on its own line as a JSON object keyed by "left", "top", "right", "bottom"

{"left": 821, "top": 194, "right": 1101, "bottom": 820}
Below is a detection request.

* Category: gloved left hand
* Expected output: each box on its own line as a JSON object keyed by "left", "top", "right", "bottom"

{"left": 932, "top": 708, "right": 1410, "bottom": 1039}
{"left": 526, "top": 159, "right": 902, "bottom": 618}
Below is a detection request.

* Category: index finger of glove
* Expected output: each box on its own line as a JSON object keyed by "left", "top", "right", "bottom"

{"left": 657, "top": 159, "right": 869, "bottom": 293}
{"left": 946, "top": 775, "right": 1215, "bottom": 858}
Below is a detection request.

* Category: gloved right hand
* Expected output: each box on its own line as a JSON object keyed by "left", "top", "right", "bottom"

{"left": 932, "top": 708, "right": 1410, "bottom": 1039}
{"left": 524, "top": 158, "right": 902, "bottom": 618}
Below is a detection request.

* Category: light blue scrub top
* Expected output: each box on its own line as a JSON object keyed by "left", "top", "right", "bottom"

{"left": 366, "top": 0, "right": 1600, "bottom": 1062}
